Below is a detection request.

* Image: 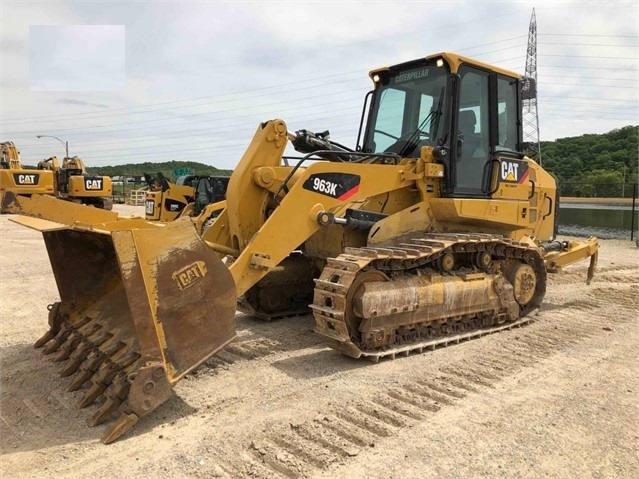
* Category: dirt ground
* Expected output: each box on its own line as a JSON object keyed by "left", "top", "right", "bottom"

{"left": 1, "top": 204, "right": 637, "bottom": 479}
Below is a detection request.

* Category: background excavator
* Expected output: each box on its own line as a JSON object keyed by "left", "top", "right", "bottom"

{"left": 0, "top": 141, "right": 55, "bottom": 212}
{"left": 37, "top": 155, "right": 114, "bottom": 210}
{"left": 1, "top": 141, "right": 113, "bottom": 212}
{"left": 9, "top": 52, "right": 598, "bottom": 444}
{"left": 143, "top": 172, "right": 229, "bottom": 222}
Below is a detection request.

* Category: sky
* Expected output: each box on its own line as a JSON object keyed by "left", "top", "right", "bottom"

{"left": 1, "top": 0, "right": 637, "bottom": 170}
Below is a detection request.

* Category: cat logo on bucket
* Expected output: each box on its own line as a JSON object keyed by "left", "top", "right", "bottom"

{"left": 172, "top": 261, "right": 208, "bottom": 290}
{"left": 499, "top": 160, "right": 529, "bottom": 184}
{"left": 13, "top": 173, "right": 39, "bottom": 185}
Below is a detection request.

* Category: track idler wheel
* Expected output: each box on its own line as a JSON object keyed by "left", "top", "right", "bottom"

{"left": 507, "top": 263, "right": 536, "bottom": 306}
{"left": 505, "top": 258, "right": 545, "bottom": 316}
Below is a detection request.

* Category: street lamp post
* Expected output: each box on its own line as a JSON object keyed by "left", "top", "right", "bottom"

{"left": 36, "top": 135, "right": 69, "bottom": 159}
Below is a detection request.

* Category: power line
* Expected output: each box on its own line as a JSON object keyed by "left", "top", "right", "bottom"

{"left": 542, "top": 82, "right": 637, "bottom": 89}
{"left": 9, "top": 88, "right": 366, "bottom": 135}
{"left": 539, "top": 74, "right": 637, "bottom": 81}
{"left": 5, "top": 41, "right": 633, "bottom": 132}
{"left": 540, "top": 54, "right": 638, "bottom": 60}
{"left": 4, "top": 12, "right": 537, "bottom": 125}
{"left": 5, "top": 16, "right": 637, "bottom": 167}
{"left": 538, "top": 33, "right": 639, "bottom": 38}
{"left": 2, "top": 71, "right": 367, "bottom": 124}
{"left": 539, "top": 42, "right": 638, "bottom": 47}
{"left": 540, "top": 65, "right": 638, "bottom": 71}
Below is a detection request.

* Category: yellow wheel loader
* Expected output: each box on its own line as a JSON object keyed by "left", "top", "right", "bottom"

{"left": 1, "top": 141, "right": 113, "bottom": 212}
{"left": 143, "top": 172, "right": 229, "bottom": 222}
{"left": 9, "top": 52, "right": 599, "bottom": 444}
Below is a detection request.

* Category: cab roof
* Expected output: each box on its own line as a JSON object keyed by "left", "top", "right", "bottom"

{"left": 369, "top": 52, "right": 523, "bottom": 80}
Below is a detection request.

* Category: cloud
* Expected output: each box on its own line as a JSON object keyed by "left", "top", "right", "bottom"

{"left": 29, "top": 25, "right": 125, "bottom": 91}
{"left": 1, "top": 1, "right": 636, "bottom": 168}
{"left": 56, "top": 98, "right": 110, "bottom": 108}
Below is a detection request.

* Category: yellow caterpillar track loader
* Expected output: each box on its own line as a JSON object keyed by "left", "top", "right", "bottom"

{"left": 10, "top": 52, "right": 599, "bottom": 444}
{"left": 1, "top": 142, "right": 113, "bottom": 212}
{"left": 143, "top": 172, "right": 229, "bottom": 222}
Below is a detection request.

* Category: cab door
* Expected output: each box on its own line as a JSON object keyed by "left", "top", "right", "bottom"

{"left": 451, "top": 66, "right": 490, "bottom": 196}
{"left": 488, "top": 74, "right": 549, "bottom": 233}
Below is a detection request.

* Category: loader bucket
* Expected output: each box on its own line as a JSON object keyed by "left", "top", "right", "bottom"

{"left": 11, "top": 216, "right": 237, "bottom": 443}
{"left": 1, "top": 191, "right": 119, "bottom": 222}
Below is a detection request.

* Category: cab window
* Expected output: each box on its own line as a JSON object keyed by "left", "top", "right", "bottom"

{"left": 454, "top": 67, "right": 490, "bottom": 193}
{"left": 497, "top": 76, "right": 518, "bottom": 151}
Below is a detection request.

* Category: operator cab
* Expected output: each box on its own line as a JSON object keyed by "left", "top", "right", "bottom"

{"left": 176, "top": 175, "right": 200, "bottom": 188}
{"left": 361, "top": 52, "right": 525, "bottom": 198}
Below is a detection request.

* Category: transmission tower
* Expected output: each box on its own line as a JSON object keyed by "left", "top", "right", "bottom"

{"left": 522, "top": 8, "right": 542, "bottom": 164}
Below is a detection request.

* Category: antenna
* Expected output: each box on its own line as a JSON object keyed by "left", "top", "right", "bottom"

{"left": 523, "top": 8, "right": 542, "bottom": 164}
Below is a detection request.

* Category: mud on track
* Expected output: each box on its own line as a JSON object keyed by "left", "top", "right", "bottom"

{"left": 1, "top": 206, "right": 637, "bottom": 479}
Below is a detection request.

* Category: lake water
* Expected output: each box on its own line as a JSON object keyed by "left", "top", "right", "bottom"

{"left": 558, "top": 203, "right": 638, "bottom": 240}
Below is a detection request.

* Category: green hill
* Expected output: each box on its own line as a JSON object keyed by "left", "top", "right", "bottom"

{"left": 85, "top": 126, "right": 638, "bottom": 198}
{"left": 539, "top": 125, "right": 638, "bottom": 197}
{"left": 86, "top": 160, "right": 232, "bottom": 180}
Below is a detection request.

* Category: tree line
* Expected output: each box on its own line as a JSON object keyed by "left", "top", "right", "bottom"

{"left": 87, "top": 160, "right": 232, "bottom": 180}
{"left": 82, "top": 125, "right": 638, "bottom": 198}
{"left": 537, "top": 125, "right": 638, "bottom": 198}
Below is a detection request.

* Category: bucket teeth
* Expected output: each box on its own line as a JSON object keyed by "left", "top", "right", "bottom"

{"left": 34, "top": 329, "right": 58, "bottom": 349}
{"left": 42, "top": 316, "right": 91, "bottom": 355}
{"left": 116, "top": 351, "right": 141, "bottom": 370}
{"left": 102, "top": 413, "right": 139, "bottom": 445}
{"left": 52, "top": 323, "right": 101, "bottom": 363}
{"left": 42, "top": 325, "right": 73, "bottom": 355}
{"left": 60, "top": 356, "right": 84, "bottom": 378}
{"left": 78, "top": 381, "right": 108, "bottom": 409}
{"left": 67, "top": 356, "right": 101, "bottom": 392}
{"left": 77, "top": 350, "right": 139, "bottom": 409}
{"left": 34, "top": 304, "right": 65, "bottom": 348}
{"left": 60, "top": 331, "right": 113, "bottom": 378}
{"left": 77, "top": 364, "right": 119, "bottom": 408}
{"left": 22, "top": 218, "right": 239, "bottom": 444}
{"left": 51, "top": 334, "right": 81, "bottom": 362}
{"left": 66, "top": 340, "right": 124, "bottom": 391}
{"left": 91, "top": 398, "right": 119, "bottom": 427}
{"left": 90, "top": 374, "right": 131, "bottom": 426}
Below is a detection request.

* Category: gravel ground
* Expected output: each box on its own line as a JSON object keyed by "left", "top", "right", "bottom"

{"left": 1, "top": 204, "right": 637, "bottom": 479}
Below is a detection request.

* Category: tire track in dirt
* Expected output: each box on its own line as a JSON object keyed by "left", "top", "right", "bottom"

{"left": 0, "top": 334, "right": 291, "bottom": 451}
{"left": 215, "top": 274, "right": 636, "bottom": 479}
{"left": 3, "top": 261, "right": 635, "bottom": 467}
{"left": 587, "top": 286, "right": 638, "bottom": 308}
{"left": 546, "top": 263, "right": 637, "bottom": 286}
{"left": 200, "top": 337, "right": 286, "bottom": 371}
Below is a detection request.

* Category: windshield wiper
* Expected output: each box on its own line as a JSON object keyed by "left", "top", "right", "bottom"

{"left": 429, "top": 87, "right": 445, "bottom": 143}
{"left": 398, "top": 86, "right": 445, "bottom": 158}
